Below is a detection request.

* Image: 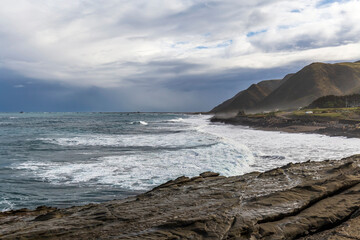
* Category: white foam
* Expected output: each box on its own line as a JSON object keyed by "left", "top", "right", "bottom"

{"left": 38, "top": 131, "right": 215, "bottom": 148}
{"left": 14, "top": 115, "right": 360, "bottom": 192}
{"left": 168, "top": 118, "right": 184, "bottom": 122}
{"left": 129, "top": 121, "right": 148, "bottom": 125}
{"left": 14, "top": 141, "right": 250, "bottom": 190}
{"left": 183, "top": 115, "right": 360, "bottom": 172}
{"left": 139, "top": 121, "right": 148, "bottom": 125}
{"left": 0, "top": 198, "right": 14, "bottom": 212}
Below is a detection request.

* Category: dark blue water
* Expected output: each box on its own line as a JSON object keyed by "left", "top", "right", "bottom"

{"left": 3, "top": 112, "right": 359, "bottom": 212}
{"left": 0, "top": 112, "right": 202, "bottom": 211}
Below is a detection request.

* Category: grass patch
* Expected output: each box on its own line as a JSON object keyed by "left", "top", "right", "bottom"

{"left": 247, "top": 111, "right": 282, "bottom": 118}
{"left": 292, "top": 107, "right": 360, "bottom": 120}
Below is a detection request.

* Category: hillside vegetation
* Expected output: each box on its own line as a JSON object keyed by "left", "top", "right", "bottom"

{"left": 307, "top": 94, "right": 360, "bottom": 108}
{"left": 211, "top": 61, "right": 360, "bottom": 114}
{"left": 292, "top": 107, "right": 360, "bottom": 121}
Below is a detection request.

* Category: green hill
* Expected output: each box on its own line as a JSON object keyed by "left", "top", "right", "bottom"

{"left": 307, "top": 94, "right": 360, "bottom": 108}
{"left": 211, "top": 61, "right": 360, "bottom": 114}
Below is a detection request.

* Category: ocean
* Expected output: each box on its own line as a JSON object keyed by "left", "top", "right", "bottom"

{"left": 1, "top": 112, "right": 360, "bottom": 211}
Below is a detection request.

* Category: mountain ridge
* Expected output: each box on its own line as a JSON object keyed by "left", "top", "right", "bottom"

{"left": 211, "top": 61, "right": 360, "bottom": 114}
{"left": 210, "top": 79, "right": 283, "bottom": 115}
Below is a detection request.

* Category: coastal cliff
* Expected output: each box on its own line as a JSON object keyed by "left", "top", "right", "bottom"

{"left": 2, "top": 155, "right": 360, "bottom": 239}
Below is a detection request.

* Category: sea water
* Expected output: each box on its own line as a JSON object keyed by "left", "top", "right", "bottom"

{"left": 1, "top": 112, "right": 360, "bottom": 211}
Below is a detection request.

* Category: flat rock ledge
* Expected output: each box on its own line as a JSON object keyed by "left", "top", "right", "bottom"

{"left": 2, "top": 156, "right": 360, "bottom": 239}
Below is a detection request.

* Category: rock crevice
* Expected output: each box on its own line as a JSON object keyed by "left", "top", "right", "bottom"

{"left": 2, "top": 156, "right": 360, "bottom": 239}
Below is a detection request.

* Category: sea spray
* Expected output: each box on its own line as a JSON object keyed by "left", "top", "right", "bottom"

{"left": 1, "top": 112, "right": 360, "bottom": 211}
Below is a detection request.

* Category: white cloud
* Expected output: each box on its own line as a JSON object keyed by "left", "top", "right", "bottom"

{"left": 0, "top": 0, "right": 360, "bottom": 87}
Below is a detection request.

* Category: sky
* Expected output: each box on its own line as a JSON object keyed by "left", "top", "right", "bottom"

{"left": 1, "top": 0, "right": 360, "bottom": 112}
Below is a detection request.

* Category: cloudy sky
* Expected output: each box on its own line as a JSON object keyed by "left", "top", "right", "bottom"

{"left": 1, "top": 0, "right": 360, "bottom": 112}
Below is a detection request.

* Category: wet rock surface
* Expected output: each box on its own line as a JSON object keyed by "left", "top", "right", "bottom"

{"left": 2, "top": 156, "right": 360, "bottom": 239}
{"left": 211, "top": 114, "right": 360, "bottom": 138}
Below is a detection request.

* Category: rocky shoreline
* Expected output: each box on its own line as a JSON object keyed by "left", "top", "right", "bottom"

{"left": 211, "top": 114, "right": 360, "bottom": 138}
{"left": 2, "top": 155, "right": 360, "bottom": 239}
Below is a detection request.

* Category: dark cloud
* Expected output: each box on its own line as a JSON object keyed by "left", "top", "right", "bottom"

{"left": 0, "top": 0, "right": 360, "bottom": 111}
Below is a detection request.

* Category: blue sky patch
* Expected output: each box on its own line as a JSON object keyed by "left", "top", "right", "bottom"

{"left": 317, "top": 0, "right": 345, "bottom": 7}
{"left": 246, "top": 29, "right": 267, "bottom": 37}
{"left": 216, "top": 40, "right": 233, "bottom": 48}
{"left": 195, "top": 39, "right": 233, "bottom": 50}
{"left": 0, "top": 0, "right": 358, "bottom": 112}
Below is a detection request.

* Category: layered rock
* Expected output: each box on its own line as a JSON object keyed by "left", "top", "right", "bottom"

{"left": 2, "top": 156, "right": 360, "bottom": 239}
{"left": 211, "top": 113, "right": 360, "bottom": 138}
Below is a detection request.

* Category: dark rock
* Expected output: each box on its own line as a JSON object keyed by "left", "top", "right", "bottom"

{"left": 200, "top": 172, "right": 220, "bottom": 178}
{"left": 2, "top": 156, "right": 360, "bottom": 239}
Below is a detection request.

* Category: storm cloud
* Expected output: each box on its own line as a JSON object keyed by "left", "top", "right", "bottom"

{"left": 1, "top": 0, "right": 360, "bottom": 111}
